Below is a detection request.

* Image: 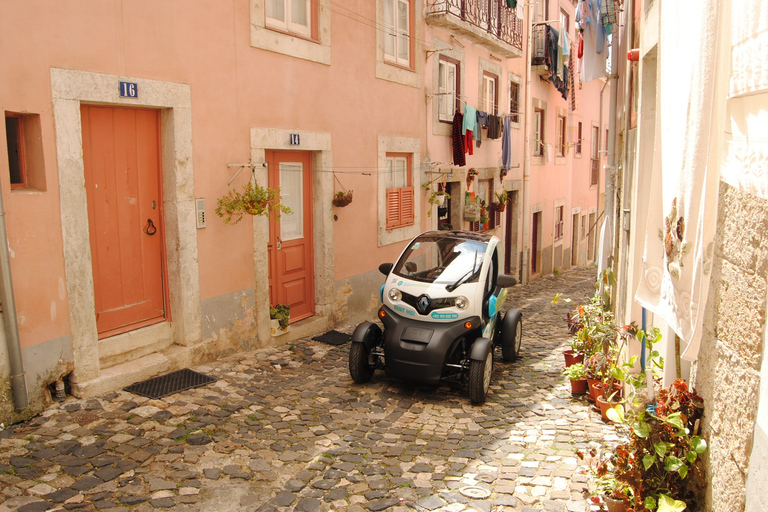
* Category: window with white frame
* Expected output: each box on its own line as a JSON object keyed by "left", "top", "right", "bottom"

{"left": 385, "top": 153, "right": 414, "bottom": 229}
{"left": 266, "top": 0, "right": 311, "bottom": 38}
{"left": 483, "top": 72, "right": 498, "bottom": 114}
{"left": 555, "top": 205, "right": 564, "bottom": 240}
{"left": 438, "top": 56, "right": 460, "bottom": 122}
{"left": 533, "top": 108, "right": 545, "bottom": 156}
{"left": 576, "top": 121, "right": 583, "bottom": 155}
{"left": 384, "top": 0, "right": 411, "bottom": 67}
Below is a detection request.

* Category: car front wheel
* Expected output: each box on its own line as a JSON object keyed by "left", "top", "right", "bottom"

{"left": 468, "top": 349, "right": 493, "bottom": 405}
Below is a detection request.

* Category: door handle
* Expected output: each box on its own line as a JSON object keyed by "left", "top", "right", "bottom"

{"left": 276, "top": 236, "right": 282, "bottom": 250}
{"left": 144, "top": 218, "right": 157, "bottom": 236}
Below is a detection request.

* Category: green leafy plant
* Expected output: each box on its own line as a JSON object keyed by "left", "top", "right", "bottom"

{"left": 215, "top": 180, "right": 291, "bottom": 224}
{"left": 270, "top": 304, "right": 291, "bottom": 330}
{"left": 563, "top": 362, "right": 586, "bottom": 381}
{"left": 603, "top": 379, "right": 708, "bottom": 512}
{"left": 494, "top": 190, "right": 509, "bottom": 206}
{"left": 427, "top": 190, "right": 450, "bottom": 216}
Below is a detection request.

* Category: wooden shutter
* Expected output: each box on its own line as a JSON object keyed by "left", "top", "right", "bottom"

{"left": 386, "top": 187, "right": 414, "bottom": 229}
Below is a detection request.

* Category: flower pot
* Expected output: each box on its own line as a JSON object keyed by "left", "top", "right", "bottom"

{"left": 587, "top": 379, "right": 604, "bottom": 402}
{"left": 596, "top": 394, "right": 621, "bottom": 422}
{"left": 570, "top": 378, "right": 588, "bottom": 395}
{"left": 563, "top": 349, "right": 584, "bottom": 367}
{"left": 270, "top": 318, "right": 290, "bottom": 336}
{"left": 603, "top": 495, "right": 628, "bottom": 512}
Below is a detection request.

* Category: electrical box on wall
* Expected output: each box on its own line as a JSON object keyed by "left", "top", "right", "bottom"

{"left": 196, "top": 198, "right": 206, "bottom": 228}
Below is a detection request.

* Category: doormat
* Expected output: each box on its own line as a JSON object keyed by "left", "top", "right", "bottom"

{"left": 311, "top": 330, "right": 351, "bottom": 346}
{"left": 124, "top": 369, "right": 217, "bottom": 399}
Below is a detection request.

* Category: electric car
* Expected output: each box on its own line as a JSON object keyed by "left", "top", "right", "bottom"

{"left": 348, "top": 230, "right": 522, "bottom": 404}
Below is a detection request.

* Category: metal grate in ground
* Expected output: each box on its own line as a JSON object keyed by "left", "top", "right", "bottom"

{"left": 311, "top": 329, "right": 351, "bottom": 345}
{"left": 124, "top": 368, "right": 216, "bottom": 399}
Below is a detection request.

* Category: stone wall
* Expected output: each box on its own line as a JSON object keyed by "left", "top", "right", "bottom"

{"left": 694, "top": 181, "right": 767, "bottom": 511}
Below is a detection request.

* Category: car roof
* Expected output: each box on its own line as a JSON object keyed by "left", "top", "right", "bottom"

{"left": 415, "top": 230, "right": 492, "bottom": 243}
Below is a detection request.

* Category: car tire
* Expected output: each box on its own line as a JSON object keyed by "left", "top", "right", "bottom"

{"left": 501, "top": 309, "right": 523, "bottom": 362}
{"left": 349, "top": 323, "right": 379, "bottom": 383}
{"left": 468, "top": 348, "right": 493, "bottom": 405}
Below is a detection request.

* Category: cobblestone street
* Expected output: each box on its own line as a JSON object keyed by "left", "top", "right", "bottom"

{"left": 0, "top": 266, "right": 623, "bottom": 512}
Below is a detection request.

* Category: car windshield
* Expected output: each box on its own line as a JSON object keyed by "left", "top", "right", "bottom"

{"left": 392, "top": 235, "right": 486, "bottom": 285}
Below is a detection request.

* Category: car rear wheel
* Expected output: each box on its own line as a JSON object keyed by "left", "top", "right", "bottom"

{"left": 468, "top": 349, "right": 493, "bottom": 405}
{"left": 501, "top": 309, "right": 522, "bottom": 362}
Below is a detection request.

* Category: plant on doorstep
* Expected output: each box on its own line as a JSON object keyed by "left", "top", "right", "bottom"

{"left": 270, "top": 304, "right": 291, "bottom": 336}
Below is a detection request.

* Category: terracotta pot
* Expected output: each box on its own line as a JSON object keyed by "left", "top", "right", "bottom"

{"left": 596, "top": 394, "right": 621, "bottom": 422}
{"left": 563, "top": 349, "right": 584, "bottom": 367}
{"left": 604, "top": 495, "right": 628, "bottom": 512}
{"left": 587, "top": 379, "right": 604, "bottom": 402}
{"left": 569, "top": 378, "right": 588, "bottom": 395}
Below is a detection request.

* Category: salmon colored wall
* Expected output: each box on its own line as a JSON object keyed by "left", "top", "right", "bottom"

{"left": 1, "top": 0, "right": 429, "bottom": 349}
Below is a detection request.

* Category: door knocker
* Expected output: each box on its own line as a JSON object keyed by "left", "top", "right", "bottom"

{"left": 144, "top": 218, "right": 157, "bottom": 235}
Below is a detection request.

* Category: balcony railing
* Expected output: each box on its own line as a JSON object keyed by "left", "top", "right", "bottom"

{"left": 426, "top": 0, "right": 524, "bottom": 56}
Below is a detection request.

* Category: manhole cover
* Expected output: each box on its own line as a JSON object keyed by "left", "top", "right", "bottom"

{"left": 459, "top": 486, "right": 491, "bottom": 499}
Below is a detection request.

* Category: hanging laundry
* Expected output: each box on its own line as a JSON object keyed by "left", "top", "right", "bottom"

{"left": 578, "top": 0, "right": 590, "bottom": 28}
{"left": 487, "top": 115, "right": 502, "bottom": 139}
{"left": 600, "top": 0, "right": 617, "bottom": 26}
{"left": 465, "top": 129, "right": 474, "bottom": 156}
{"left": 501, "top": 115, "right": 512, "bottom": 171}
{"left": 580, "top": 0, "right": 608, "bottom": 82}
{"left": 506, "top": 0, "right": 517, "bottom": 7}
{"left": 452, "top": 111, "right": 466, "bottom": 166}
{"left": 462, "top": 104, "right": 477, "bottom": 135}
{"left": 476, "top": 110, "right": 488, "bottom": 128}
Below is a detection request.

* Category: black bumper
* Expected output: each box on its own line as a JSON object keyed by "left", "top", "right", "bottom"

{"left": 379, "top": 305, "right": 480, "bottom": 385}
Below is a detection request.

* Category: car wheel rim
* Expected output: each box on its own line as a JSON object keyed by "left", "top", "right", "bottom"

{"left": 483, "top": 352, "right": 492, "bottom": 392}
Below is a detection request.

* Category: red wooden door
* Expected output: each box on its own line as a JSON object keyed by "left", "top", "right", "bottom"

{"left": 267, "top": 151, "right": 314, "bottom": 322}
{"left": 81, "top": 106, "right": 166, "bottom": 338}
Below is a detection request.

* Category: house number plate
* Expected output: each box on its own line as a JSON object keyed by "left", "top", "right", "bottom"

{"left": 119, "top": 82, "right": 138, "bottom": 98}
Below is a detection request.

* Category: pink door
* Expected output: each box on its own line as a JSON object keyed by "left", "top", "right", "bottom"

{"left": 267, "top": 151, "right": 315, "bottom": 322}
{"left": 81, "top": 106, "right": 167, "bottom": 338}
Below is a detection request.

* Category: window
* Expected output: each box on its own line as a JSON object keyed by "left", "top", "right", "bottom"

{"left": 385, "top": 153, "right": 414, "bottom": 229}
{"left": 557, "top": 115, "right": 566, "bottom": 157}
{"left": 533, "top": 108, "right": 545, "bottom": 156}
{"left": 605, "top": 128, "right": 609, "bottom": 153}
{"left": 265, "top": 0, "right": 311, "bottom": 38}
{"left": 555, "top": 205, "right": 564, "bottom": 240}
{"left": 5, "top": 112, "right": 44, "bottom": 190}
{"left": 472, "top": 179, "right": 498, "bottom": 231}
{"left": 560, "top": 9, "right": 570, "bottom": 35}
{"left": 591, "top": 125, "right": 600, "bottom": 185}
{"left": 438, "top": 56, "right": 460, "bottom": 122}
{"left": 384, "top": 0, "right": 411, "bottom": 67}
{"left": 483, "top": 72, "right": 498, "bottom": 115}
{"left": 509, "top": 81, "right": 520, "bottom": 124}
{"left": 576, "top": 121, "right": 583, "bottom": 155}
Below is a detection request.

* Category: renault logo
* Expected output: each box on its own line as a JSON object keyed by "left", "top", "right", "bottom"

{"left": 417, "top": 295, "right": 431, "bottom": 314}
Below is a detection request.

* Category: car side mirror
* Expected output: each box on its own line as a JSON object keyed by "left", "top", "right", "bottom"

{"left": 379, "top": 263, "right": 394, "bottom": 276}
{"left": 498, "top": 274, "right": 517, "bottom": 288}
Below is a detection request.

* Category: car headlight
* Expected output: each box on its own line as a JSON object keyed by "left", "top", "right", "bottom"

{"left": 454, "top": 296, "right": 469, "bottom": 310}
{"left": 388, "top": 288, "right": 402, "bottom": 302}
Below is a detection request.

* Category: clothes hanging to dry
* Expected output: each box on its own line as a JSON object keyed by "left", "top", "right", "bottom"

{"left": 452, "top": 111, "right": 466, "bottom": 166}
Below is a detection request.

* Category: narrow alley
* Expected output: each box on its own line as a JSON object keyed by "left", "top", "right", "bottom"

{"left": 0, "top": 267, "right": 622, "bottom": 512}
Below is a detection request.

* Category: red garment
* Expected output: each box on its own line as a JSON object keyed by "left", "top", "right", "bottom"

{"left": 452, "top": 111, "right": 466, "bottom": 166}
{"left": 465, "top": 130, "right": 474, "bottom": 156}
{"left": 578, "top": 34, "right": 584, "bottom": 59}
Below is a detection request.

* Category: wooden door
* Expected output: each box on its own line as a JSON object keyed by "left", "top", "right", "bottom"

{"left": 267, "top": 151, "right": 314, "bottom": 322}
{"left": 81, "top": 106, "right": 166, "bottom": 338}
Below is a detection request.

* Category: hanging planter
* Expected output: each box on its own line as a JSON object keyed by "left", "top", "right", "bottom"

{"left": 332, "top": 190, "right": 353, "bottom": 207}
{"left": 466, "top": 168, "right": 478, "bottom": 188}
{"left": 427, "top": 190, "right": 450, "bottom": 216}
{"left": 215, "top": 179, "right": 292, "bottom": 224}
{"left": 494, "top": 190, "right": 509, "bottom": 212}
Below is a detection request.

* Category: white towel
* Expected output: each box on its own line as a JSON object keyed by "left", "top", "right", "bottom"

{"left": 634, "top": 0, "right": 724, "bottom": 361}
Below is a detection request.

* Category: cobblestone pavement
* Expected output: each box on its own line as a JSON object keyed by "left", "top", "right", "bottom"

{"left": 0, "top": 266, "right": 625, "bottom": 512}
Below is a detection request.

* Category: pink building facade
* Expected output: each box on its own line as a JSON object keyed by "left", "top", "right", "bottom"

{"left": 0, "top": 0, "right": 608, "bottom": 424}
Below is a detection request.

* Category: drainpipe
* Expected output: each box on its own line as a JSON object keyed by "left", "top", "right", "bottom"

{"left": 0, "top": 184, "right": 28, "bottom": 410}
{"left": 521, "top": 0, "right": 533, "bottom": 285}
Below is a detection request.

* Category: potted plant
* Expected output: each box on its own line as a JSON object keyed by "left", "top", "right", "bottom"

{"left": 332, "top": 190, "right": 353, "bottom": 207}
{"left": 603, "top": 379, "right": 708, "bottom": 512}
{"left": 466, "top": 167, "right": 478, "bottom": 188}
{"left": 215, "top": 180, "right": 292, "bottom": 224}
{"left": 270, "top": 304, "right": 291, "bottom": 336}
{"left": 563, "top": 362, "right": 588, "bottom": 395}
{"left": 427, "top": 189, "right": 450, "bottom": 217}
{"left": 494, "top": 190, "right": 509, "bottom": 212}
